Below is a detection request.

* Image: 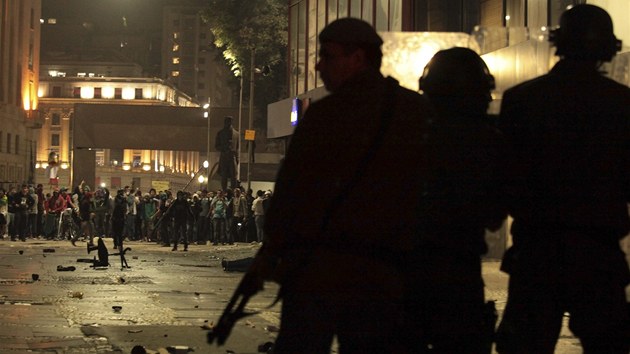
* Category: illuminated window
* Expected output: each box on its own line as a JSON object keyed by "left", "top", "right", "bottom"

{"left": 172, "top": 57, "right": 180, "bottom": 64}
{"left": 47, "top": 18, "right": 56, "bottom": 24}
{"left": 77, "top": 72, "right": 86, "bottom": 77}
{"left": 171, "top": 71, "right": 180, "bottom": 77}
{"left": 80, "top": 86, "right": 94, "bottom": 99}
{"left": 173, "top": 44, "right": 179, "bottom": 51}
{"left": 95, "top": 150, "right": 105, "bottom": 166}
{"left": 102, "top": 87, "right": 114, "bottom": 99}
{"left": 173, "top": 32, "right": 179, "bottom": 39}
{"left": 122, "top": 87, "right": 135, "bottom": 100}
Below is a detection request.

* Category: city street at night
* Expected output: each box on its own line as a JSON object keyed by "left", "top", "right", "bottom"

{"left": 0, "top": 239, "right": 281, "bottom": 354}
{"left": 0, "top": 238, "right": 592, "bottom": 354}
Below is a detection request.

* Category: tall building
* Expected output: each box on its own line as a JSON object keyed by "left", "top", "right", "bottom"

{"left": 162, "top": 2, "right": 235, "bottom": 108}
{"left": 0, "top": 0, "right": 42, "bottom": 189}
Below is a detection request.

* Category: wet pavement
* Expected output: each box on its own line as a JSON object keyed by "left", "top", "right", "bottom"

{"left": 0, "top": 237, "right": 590, "bottom": 353}
{"left": 0, "top": 238, "right": 279, "bottom": 354}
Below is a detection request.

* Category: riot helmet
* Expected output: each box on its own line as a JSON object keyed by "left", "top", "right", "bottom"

{"left": 549, "top": 4, "right": 621, "bottom": 62}
{"left": 420, "top": 47, "right": 495, "bottom": 100}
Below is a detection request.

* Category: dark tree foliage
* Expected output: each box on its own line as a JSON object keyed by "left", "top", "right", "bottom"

{"left": 202, "top": 0, "right": 288, "bottom": 130}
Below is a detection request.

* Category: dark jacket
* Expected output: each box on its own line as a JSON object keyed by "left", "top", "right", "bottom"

{"left": 499, "top": 60, "right": 630, "bottom": 242}
{"left": 265, "top": 69, "right": 434, "bottom": 261}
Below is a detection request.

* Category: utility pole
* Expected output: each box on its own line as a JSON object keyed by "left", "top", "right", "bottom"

{"left": 247, "top": 47, "right": 255, "bottom": 192}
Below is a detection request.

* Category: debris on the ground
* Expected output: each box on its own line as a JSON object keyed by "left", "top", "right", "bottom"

{"left": 69, "top": 291, "right": 84, "bottom": 299}
{"left": 264, "top": 325, "right": 279, "bottom": 333}
{"left": 131, "top": 345, "right": 147, "bottom": 354}
{"left": 57, "top": 265, "right": 76, "bottom": 271}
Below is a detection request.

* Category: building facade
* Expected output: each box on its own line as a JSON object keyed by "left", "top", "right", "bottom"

{"left": 0, "top": 0, "right": 42, "bottom": 189}
{"left": 162, "top": 2, "right": 236, "bottom": 108}
{"left": 36, "top": 65, "right": 202, "bottom": 191}
{"left": 270, "top": 0, "right": 628, "bottom": 138}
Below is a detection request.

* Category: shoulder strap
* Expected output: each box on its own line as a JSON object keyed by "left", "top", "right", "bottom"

{"left": 321, "top": 77, "right": 398, "bottom": 233}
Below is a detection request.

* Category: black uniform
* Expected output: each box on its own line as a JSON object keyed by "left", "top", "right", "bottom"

{"left": 496, "top": 59, "right": 630, "bottom": 353}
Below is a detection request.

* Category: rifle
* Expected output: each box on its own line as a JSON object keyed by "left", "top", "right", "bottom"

{"left": 207, "top": 247, "right": 276, "bottom": 346}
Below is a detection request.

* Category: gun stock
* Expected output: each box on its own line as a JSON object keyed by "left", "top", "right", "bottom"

{"left": 207, "top": 270, "right": 261, "bottom": 345}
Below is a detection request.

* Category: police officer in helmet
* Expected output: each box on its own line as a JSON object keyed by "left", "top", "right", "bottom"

{"left": 411, "top": 47, "right": 507, "bottom": 353}
{"left": 496, "top": 5, "right": 629, "bottom": 354}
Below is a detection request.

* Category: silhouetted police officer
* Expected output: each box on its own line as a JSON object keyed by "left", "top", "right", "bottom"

{"left": 254, "top": 18, "right": 434, "bottom": 353}
{"left": 413, "top": 47, "right": 507, "bottom": 353}
{"left": 496, "top": 5, "right": 630, "bottom": 354}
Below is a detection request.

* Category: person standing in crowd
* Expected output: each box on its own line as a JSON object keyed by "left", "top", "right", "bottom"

{"left": 13, "top": 185, "right": 35, "bottom": 242}
{"left": 210, "top": 190, "right": 228, "bottom": 245}
{"left": 27, "top": 186, "right": 38, "bottom": 238}
{"left": 196, "top": 189, "right": 211, "bottom": 245}
{"left": 123, "top": 187, "right": 137, "bottom": 241}
{"left": 251, "top": 18, "right": 433, "bottom": 353}
{"left": 230, "top": 187, "right": 248, "bottom": 243}
{"left": 6, "top": 186, "right": 17, "bottom": 240}
{"left": 406, "top": 47, "right": 507, "bottom": 353}
{"left": 244, "top": 188, "right": 256, "bottom": 242}
{"left": 111, "top": 189, "right": 127, "bottom": 249}
{"left": 496, "top": 5, "right": 630, "bottom": 354}
{"left": 166, "top": 190, "right": 193, "bottom": 251}
{"left": 251, "top": 190, "right": 266, "bottom": 243}
{"left": 155, "top": 191, "right": 172, "bottom": 246}
{"left": 141, "top": 193, "right": 157, "bottom": 241}
{"left": 0, "top": 189, "right": 7, "bottom": 238}
{"left": 35, "top": 184, "right": 45, "bottom": 237}
{"left": 224, "top": 189, "right": 234, "bottom": 244}
{"left": 134, "top": 190, "right": 144, "bottom": 241}
{"left": 92, "top": 188, "right": 109, "bottom": 238}
{"left": 77, "top": 190, "right": 94, "bottom": 246}
{"left": 187, "top": 192, "right": 200, "bottom": 245}
{"left": 45, "top": 190, "right": 63, "bottom": 239}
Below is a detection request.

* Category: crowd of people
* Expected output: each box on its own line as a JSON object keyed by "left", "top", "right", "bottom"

{"left": 0, "top": 180, "right": 273, "bottom": 252}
